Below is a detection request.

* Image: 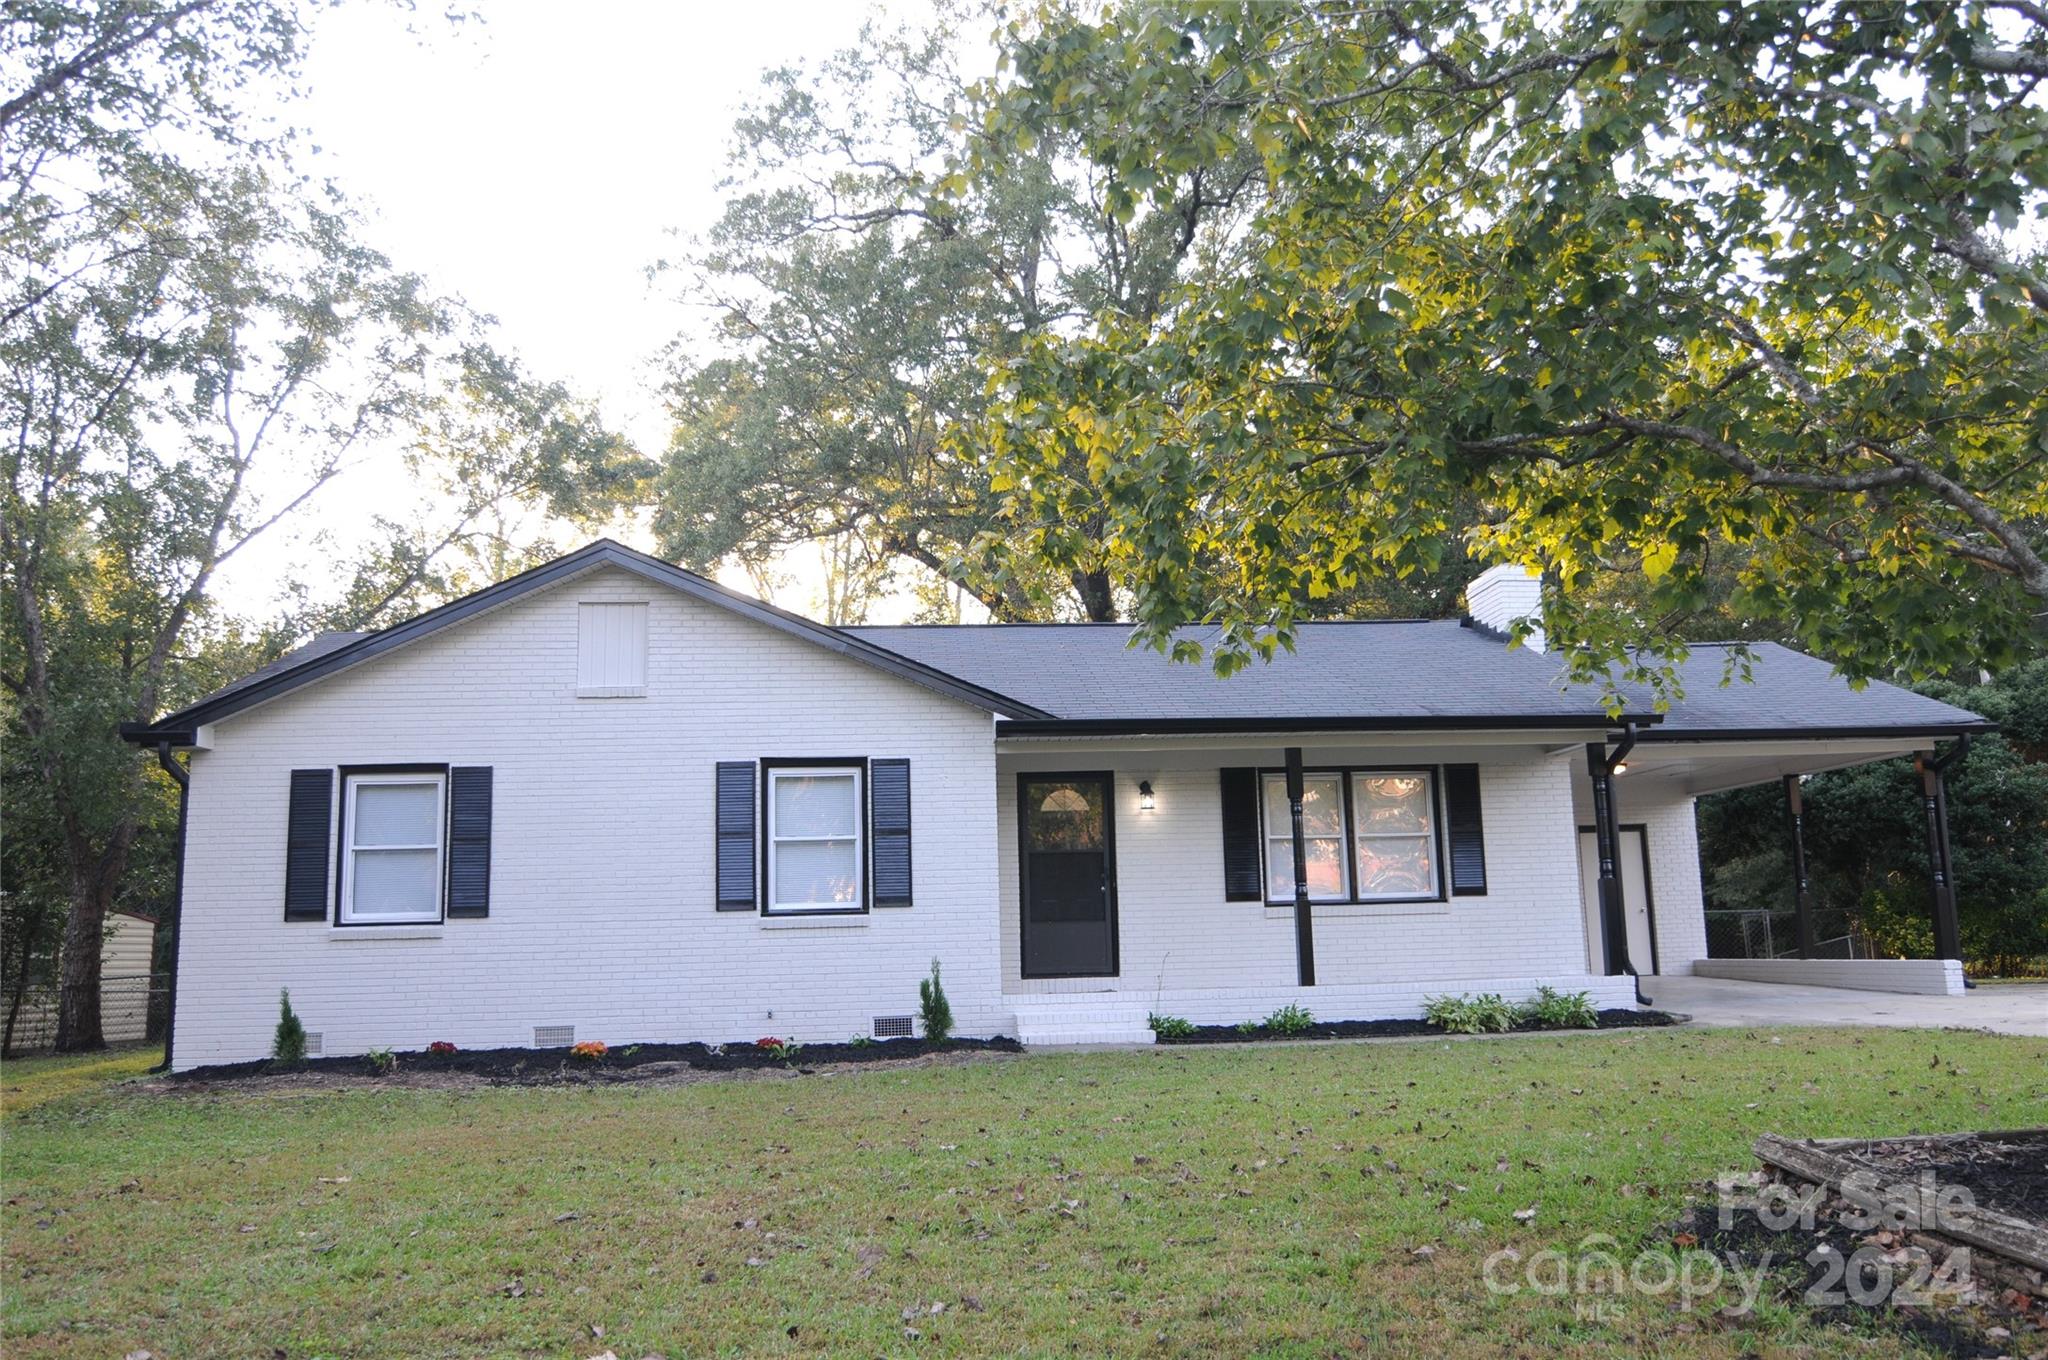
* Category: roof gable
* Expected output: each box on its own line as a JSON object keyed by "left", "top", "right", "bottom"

{"left": 131, "top": 541, "right": 1051, "bottom": 739}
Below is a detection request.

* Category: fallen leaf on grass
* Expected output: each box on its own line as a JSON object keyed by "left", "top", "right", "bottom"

{"left": 1410, "top": 1245, "right": 1437, "bottom": 1260}
{"left": 1513, "top": 1206, "right": 1537, "bottom": 1223}
{"left": 554, "top": 1211, "right": 582, "bottom": 1223}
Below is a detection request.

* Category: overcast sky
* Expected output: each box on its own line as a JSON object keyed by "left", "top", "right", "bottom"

{"left": 214, "top": 0, "right": 920, "bottom": 619}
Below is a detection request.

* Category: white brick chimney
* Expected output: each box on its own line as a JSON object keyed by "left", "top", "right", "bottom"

{"left": 1465, "top": 564, "right": 1547, "bottom": 652}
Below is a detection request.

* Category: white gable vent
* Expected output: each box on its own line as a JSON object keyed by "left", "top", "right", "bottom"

{"left": 577, "top": 601, "right": 647, "bottom": 696}
{"left": 872, "top": 1015, "right": 914, "bottom": 1040}
{"left": 533, "top": 1024, "right": 575, "bottom": 1048}
{"left": 302, "top": 1032, "right": 323, "bottom": 1057}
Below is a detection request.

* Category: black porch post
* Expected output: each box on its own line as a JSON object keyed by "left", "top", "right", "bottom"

{"left": 1585, "top": 743, "right": 1629, "bottom": 976}
{"left": 1783, "top": 775, "right": 1815, "bottom": 960}
{"left": 1916, "top": 742, "right": 1967, "bottom": 963}
{"left": 1285, "top": 746, "right": 1316, "bottom": 987}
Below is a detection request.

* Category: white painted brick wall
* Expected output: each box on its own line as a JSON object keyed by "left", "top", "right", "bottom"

{"left": 998, "top": 750, "right": 1615, "bottom": 1002}
{"left": 171, "top": 566, "right": 1004, "bottom": 1070}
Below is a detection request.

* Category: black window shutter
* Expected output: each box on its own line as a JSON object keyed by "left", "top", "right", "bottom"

{"left": 715, "top": 761, "right": 757, "bottom": 910}
{"left": 1444, "top": 764, "right": 1488, "bottom": 896}
{"left": 871, "top": 758, "right": 912, "bottom": 907}
{"left": 284, "top": 769, "right": 332, "bottom": 921}
{"left": 447, "top": 766, "right": 493, "bottom": 918}
{"left": 1219, "top": 767, "right": 1263, "bottom": 901}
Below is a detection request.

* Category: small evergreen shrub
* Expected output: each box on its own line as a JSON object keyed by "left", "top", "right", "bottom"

{"left": 918, "top": 958, "right": 954, "bottom": 1042}
{"left": 1147, "top": 1012, "right": 1196, "bottom": 1040}
{"left": 1262, "top": 1003, "right": 1316, "bottom": 1035}
{"left": 1519, "top": 986, "right": 1599, "bottom": 1029}
{"left": 272, "top": 989, "right": 306, "bottom": 1063}
{"left": 1423, "top": 992, "right": 1516, "bottom": 1034}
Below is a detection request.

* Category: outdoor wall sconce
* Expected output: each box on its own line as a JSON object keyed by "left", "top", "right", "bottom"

{"left": 1138, "top": 780, "right": 1156, "bottom": 811}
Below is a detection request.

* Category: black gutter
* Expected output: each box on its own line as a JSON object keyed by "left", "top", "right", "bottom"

{"left": 152, "top": 743, "right": 189, "bottom": 1074}
{"left": 996, "top": 714, "right": 1663, "bottom": 738}
{"left": 121, "top": 540, "right": 1054, "bottom": 738}
{"left": 1634, "top": 723, "right": 1997, "bottom": 743}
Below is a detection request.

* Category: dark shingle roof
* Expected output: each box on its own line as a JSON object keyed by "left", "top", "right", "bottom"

{"left": 847, "top": 623, "right": 1991, "bottom": 737}
{"left": 189, "top": 631, "right": 367, "bottom": 709}
{"left": 1592, "top": 642, "right": 1990, "bottom": 739}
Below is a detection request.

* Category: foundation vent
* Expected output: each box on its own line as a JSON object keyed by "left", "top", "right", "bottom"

{"left": 533, "top": 1024, "right": 575, "bottom": 1048}
{"left": 302, "top": 1032, "right": 322, "bottom": 1057}
{"left": 872, "top": 1015, "right": 914, "bottom": 1040}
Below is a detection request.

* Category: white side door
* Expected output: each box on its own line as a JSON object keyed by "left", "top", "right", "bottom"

{"left": 1578, "top": 829, "right": 1655, "bottom": 974}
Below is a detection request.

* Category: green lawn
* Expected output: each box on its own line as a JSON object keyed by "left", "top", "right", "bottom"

{"left": 4, "top": 1027, "right": 2043, "bottom": 1358}
{"left": 1, "top": 1044, "right": 158, "bottom": 1117}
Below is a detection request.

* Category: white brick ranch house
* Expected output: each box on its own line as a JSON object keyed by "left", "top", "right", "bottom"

{"left": 124, "top": 541, "right": 1991, "bottom": 1069}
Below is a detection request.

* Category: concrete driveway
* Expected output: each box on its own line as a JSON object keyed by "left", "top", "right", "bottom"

{"left": 1640, "top": 975, "right": 2048, "bottom": 1038}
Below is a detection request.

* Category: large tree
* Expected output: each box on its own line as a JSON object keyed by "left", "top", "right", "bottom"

{"left": 1, "top": 1, "right": 644, "bottom": 1050}
{"left": 653, "top": 11, "right": 1261, "bottom": 621}
{"left": 971, "top": 1, "right": 2048, "bottom": 689}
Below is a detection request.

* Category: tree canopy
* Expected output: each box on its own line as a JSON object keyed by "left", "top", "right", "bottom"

{"left": 969, "top": 1, "right": 2048, "bottom": 693}
{"left": 653, "top": 11, "right": 1261, "bottom": 621}
{"left": 1, "top": 0, "right": 646, "bottom": 1048}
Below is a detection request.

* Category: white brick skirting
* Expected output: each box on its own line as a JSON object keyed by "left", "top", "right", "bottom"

{"left": 1013, "top": 974, "right": 1640, "bottom": 1046}
{"left": 1692, "top": 958, "right": 1966, "bottom": 996}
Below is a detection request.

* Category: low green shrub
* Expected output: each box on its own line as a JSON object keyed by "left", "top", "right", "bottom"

{"left": 1262, "top": 1002, "right": 1316, "bottom": 1035}
{"left": 1423, "top": 992, "right": 1516, "bottom": 1034}
{"left": 1148, "top": 1013, "right": 1197, "bottom": 1040}
{"left": 1519, "top": 986, "right": 1599, "bottom": 1029}
{"left": 271, "top": 989, "right": 305, "bottom": 1063}
{"left": 918, "top": 959, "right": 954, "bottom": 1042}
{"left": 366, "top": 1046, "right": 396, "bottom": 1073}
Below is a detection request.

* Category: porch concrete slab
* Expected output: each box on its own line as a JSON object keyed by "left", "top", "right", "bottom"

{"left": 1640, "top": 975, "right": 2048, "bottom": 1037}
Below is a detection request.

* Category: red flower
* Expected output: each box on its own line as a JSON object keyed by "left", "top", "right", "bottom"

{"left": 428, "top": 1041, "right": 457, "bottom": 1055}
{"left": 755, "top": 1036, "right": 785, "bottom": 1050}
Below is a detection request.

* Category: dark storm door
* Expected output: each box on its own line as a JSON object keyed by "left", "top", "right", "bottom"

{"left": 1019, "top": 773, "right": 1119, "bottom": 978}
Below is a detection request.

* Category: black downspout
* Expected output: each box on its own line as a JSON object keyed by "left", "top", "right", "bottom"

{"left": 1587, "top": 723, "right": 1647, "bottom": 1005}
{"left": 1916, "top": 734, "right": 1970, "bottom": 977}
{"left": 153, "top": 742, "right": 189, "bottom": 1075}
{"left": 1285, "top": 746, "right": 1316, "bottom": 987}
{"left": 1784, "top": 775, "right": 1815, "bottom": 960}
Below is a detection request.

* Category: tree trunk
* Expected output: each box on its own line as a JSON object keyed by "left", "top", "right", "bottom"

{"left": 1073, "top": 566, "right": 1117, "bottom": 622}
{"left": 53, "top": 839, "right": 128, "bottom": 1053}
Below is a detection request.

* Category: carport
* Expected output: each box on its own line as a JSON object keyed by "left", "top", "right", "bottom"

{"left": 1568, "top": 642, "right": 1996, "bottom": 997}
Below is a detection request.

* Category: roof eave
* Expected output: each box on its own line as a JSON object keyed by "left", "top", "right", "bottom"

{"left": 994, "top": 713, "right": 1664, "bottom": 738}
{"left": 134, "top": 541, "right": 1054, "bottom": 733}
{"left": 1636, "top": 721, "right": 1998, "bottom": 743}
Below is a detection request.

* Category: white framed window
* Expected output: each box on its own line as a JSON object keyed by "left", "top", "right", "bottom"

{"left": 338, "top": 771, "right": 446, "bottom": 925}
{"left": 765, "top": 764, "right": 864, "bottom": 914}
{"left": 1350, "top": 771, "right": 1439, "bottom": 900}
{"left": 1262, "top": 769, "right": 1440, "bottom": 904}
{"left": 1263, "top": 772, "right": 1350, "bottom": 902}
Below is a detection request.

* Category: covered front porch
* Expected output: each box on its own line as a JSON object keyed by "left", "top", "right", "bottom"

{"left": 993, "top": 720, "right": 1983, "bottom": 1046}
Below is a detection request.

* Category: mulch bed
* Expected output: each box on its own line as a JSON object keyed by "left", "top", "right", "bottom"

{"left": 1155, "top": 1007, "right": 1680, "bottom": 1044}
{"left": 1684, "top": 1129, "right": 2048, "bottom": 1358}
{"left": 1822, "top": 1130, "right": 2048, "bottom": 1226}
{"left": 169, "top": 1035, "right": 1022, "bottom": 1087}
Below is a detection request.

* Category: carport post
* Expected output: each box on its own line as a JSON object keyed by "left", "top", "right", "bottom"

{"left": 1284, "top": 746, "right": 1316, "bottom": 987}
{"left": 1915, "top": 738, "right": 1968, "bottom": 963}
{"left": 1585, "top": 732, "right": 1635, "bottom": 977}
{"left": 1783, "top": 775, "right": 1815, "bottom": 960}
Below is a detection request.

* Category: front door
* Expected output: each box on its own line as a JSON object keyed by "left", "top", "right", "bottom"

{"left": 1019, "top": 773, "right": 1119, "bottom": 978}
{"left": 1578, "top": 827, "right": 1658, "bottom": 974}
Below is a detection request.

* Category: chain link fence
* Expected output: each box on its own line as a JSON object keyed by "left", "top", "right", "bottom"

{"left": 1, "top": 974, "right": 166, "bottom": 1055}
{"left": 1704, "top": 907, "right": 1869, "bottom": 962}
